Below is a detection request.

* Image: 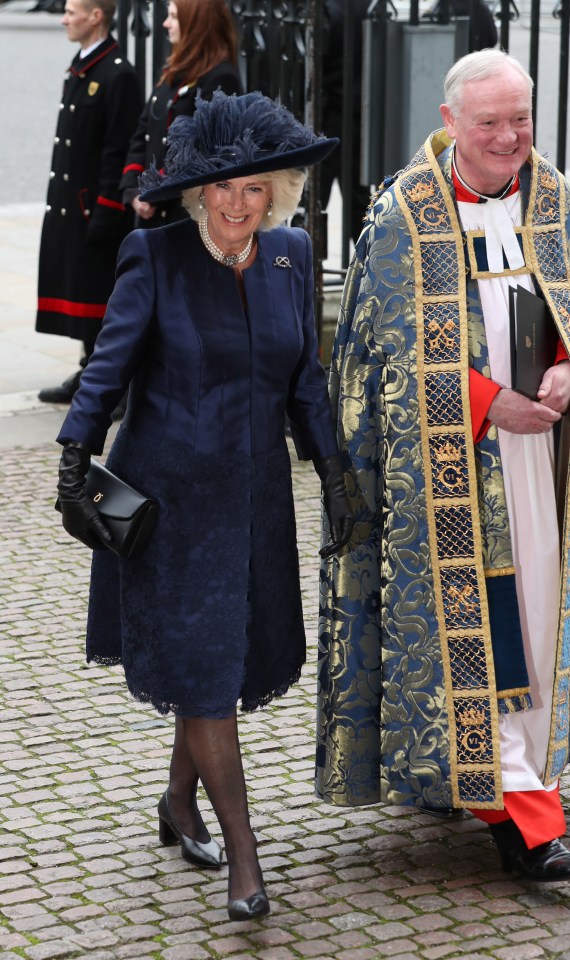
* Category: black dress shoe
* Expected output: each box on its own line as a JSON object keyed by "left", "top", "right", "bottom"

{"left": 157, "top": 791, "right": 222, "bottom": 869}
{"left": 228, "top": 887, "right": 270, "bottom": 922}
{"left": 417, "top": 803, "right": 464, "bottom": 820}
{"left": 490, "top": 820, "right": 570, "bottom": 881}
{"left": 38, "top": 369, "right": 82, "bottom": 404}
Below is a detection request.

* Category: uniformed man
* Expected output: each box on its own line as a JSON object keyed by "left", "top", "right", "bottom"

{"left": 36, "top": 0, "right": 143, "bottom": 405}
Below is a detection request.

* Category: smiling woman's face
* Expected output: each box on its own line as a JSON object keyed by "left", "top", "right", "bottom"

{"left": 202, "top": 177, "right": 273, "bottom": 255}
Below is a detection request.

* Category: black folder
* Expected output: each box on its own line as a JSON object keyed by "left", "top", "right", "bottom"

{"left": 509, "top": 285, "right": 558, "bottom": 400}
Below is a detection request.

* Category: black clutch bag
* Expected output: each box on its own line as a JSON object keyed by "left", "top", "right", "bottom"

{"left": 56, "top": 459, "right": 158, "bottom": 560}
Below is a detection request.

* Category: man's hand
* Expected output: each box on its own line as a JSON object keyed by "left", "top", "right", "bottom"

{"left": 488, "top": 387, "right": 561, "bottom": 434}
{"left": 131, "top": 196, "right": 157, "bottom": 220}
{"left": 537, "top": 360, "right": 570, "bottom": 414}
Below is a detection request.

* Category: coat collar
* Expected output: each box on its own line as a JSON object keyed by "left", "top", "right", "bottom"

{"left": 69, "top": 35, "right": 118, "bottom": 77}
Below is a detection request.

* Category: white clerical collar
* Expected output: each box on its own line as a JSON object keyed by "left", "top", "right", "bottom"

{"left": 80, "top": 38, "right": 105, "bottom": 59}
{"left": 453, "top": 150, "right": 524, "bottom": 273}
{"left": 452, "top": 149, "right": 518, "bottom": 203}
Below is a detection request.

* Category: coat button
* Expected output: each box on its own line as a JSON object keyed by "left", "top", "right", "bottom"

{"left": 162, "top": 137, "right": 167, "bottom": 144}
{"left": 65, "top": 139, "right": 71, "bottom": 146}
{"left": 70, "top": 104, "right": 76, "bottom": 112}
{"left": 161, "top": 209, "right": 166, "bottom": 218}
{"left": 63, "top": 173, "right": 69, "bottom": 181}
{"left": 61, "top": 208, "right": 66, "bottom": 215}
{"left": 54, "top": 136, "right": 60, "bottom": 144}
{"left": 152, "top": 96, "right": 157, "bottom": 102}
{"left": 59, "top": 103, "right": 64, "bottom": 110}
{"left": 50, "top": 171, "right": 55, "bottom": 179}
{"left": 84, "top": 209, "right": 90, "bottom": 216}
{"left": 114, "top": 58, "right": 122, "bottom": 64}
{"left": 145, "top": 134, "right": 150, "bottom": 141}
{"left": 46, "top": 205, "right": 51, "bottom": 212}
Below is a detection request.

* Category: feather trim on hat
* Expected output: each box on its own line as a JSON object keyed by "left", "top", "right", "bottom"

{"left": 140, "top": 90, "right": 328, "bottom": 193}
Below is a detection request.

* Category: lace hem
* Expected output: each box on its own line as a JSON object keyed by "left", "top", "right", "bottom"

{"left": 88, "top": 654, "right": 303, "bottom": 717}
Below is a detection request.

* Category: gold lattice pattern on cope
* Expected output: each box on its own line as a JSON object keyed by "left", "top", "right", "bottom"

{"left": 420, "top": 242, "right": 460, "bottom": 294}
{"left": 448, "top": 633, "right": 490, "bottom": 688}
{"left": 425, "top": 372, "right": 463, "bottom": 425}
{"left": 533, "top": 231, "right": 567, "bottom": 281}
{"left": 434, "top": 506, "right": 475, "bottom": 559}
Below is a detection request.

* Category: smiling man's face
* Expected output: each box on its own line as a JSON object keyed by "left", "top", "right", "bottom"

{"left": 440, "top": 65, "right": 533, "bottom": 195}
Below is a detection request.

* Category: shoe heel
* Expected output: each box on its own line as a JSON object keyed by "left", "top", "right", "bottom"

{"left": 159, "top": 817, "right": 177, "bottom": 846}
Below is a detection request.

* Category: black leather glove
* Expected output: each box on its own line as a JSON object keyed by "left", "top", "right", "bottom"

{"left": 314, "top": 455, "right": 354, "bottom": 559}
{"left": 57, "top": 442, "right": 112, "bottom": 549}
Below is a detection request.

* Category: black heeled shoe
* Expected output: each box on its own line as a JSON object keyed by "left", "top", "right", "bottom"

{"left": 227, "top": 887, "right": 270, "bottom": 921}
{"left": 490, "top": 820, "right": 570, "bottom": 882}
{"left": 157, "top": 791, "right": 222, "bottom": 869}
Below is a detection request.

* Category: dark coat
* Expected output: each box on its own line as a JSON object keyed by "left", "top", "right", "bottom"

{"left": 36, "top": 37, "right": 144, "bottom": 343}
{"left": 120, "top": 61, "right": 242, "bottom": 228}
{"left": 57, "top": 221, "right": 338, "bottom": 718}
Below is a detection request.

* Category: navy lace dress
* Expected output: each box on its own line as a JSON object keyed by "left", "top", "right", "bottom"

{"left": 57, "top": 220, "right": 338, "bottom": 717}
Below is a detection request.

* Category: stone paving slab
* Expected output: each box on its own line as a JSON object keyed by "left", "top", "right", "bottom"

{"left": 2, "top": 438, "right": 570, "bottom": 959}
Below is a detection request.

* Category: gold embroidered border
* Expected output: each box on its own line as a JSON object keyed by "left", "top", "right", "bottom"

{"left": 465, "top": 228, "right": 528, "bottom": 280}
{"left": 484, "top": 567, "right": 516, "bottom": 578}
{"left": 394, "top": 134, "right": 502, "bottom": 808}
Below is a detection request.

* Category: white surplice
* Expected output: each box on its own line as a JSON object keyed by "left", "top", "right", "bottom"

{"left": 458, "top": 193, "right": 560, "bottom": 792}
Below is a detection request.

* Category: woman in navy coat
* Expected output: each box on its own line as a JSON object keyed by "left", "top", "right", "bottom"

{"left": 56, "top": 92, "right": 353, "bottom": 922}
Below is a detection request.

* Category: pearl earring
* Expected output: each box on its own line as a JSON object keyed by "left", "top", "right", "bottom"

{"left": 199, "top": 191, "right": 205, "bottom": 210}
{"left": 267, "top": 199, "right": 273, "bottom": 218}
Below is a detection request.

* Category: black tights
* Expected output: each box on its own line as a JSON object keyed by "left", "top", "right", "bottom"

{"left": 167, "top": 714, "right": 262, "bottom": 900}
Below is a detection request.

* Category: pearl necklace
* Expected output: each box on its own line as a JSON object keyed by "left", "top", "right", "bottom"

{"left": 198, "top": 216, "right": 253, "bottom": 267}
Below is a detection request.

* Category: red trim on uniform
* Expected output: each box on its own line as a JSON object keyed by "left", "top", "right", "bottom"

{"left": 555, "top": 339, "right": 570, "bottom": 363}
{"left": 97, "top": 195, "right": 125, "bottom": 211}
{"left": 452, "top": 167, "right": 520, "bottom": 202}
{"left": 69, "top": 41, "right": 118, "bottom": 77}
{"left": 122, "top": 163, "right": 145, "bottom": 174}
{"left": 469, "top": 786, "right": 566, "bottom": 849}
{"left": 38, "top": 297, "right": 106, "bottom": 319}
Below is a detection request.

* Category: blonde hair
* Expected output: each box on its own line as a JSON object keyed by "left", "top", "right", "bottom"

{"left": 181, "top": 167, "right": 307, "bottom": 230}
{"left": 444, "top": 49, "right": 533, "bottom": 115}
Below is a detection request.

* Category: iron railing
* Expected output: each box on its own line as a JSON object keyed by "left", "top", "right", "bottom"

{"left": 117, "top": 0, "right": 570, "bottom": 334}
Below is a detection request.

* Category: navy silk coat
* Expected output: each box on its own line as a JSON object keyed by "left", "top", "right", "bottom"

{"left": 57, "top": 219, "right": 338, "bottom": 718}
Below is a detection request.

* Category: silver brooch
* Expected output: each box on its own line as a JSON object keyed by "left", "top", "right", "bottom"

{"left": 273, "top": 256, "right": 292, "bottom": 269}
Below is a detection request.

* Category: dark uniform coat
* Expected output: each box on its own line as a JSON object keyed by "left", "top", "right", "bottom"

{"left": 120, "top": 61, "right": 242, "bottom": 228}
{"left": 36, "top": 37, "right": 144, "bottom": 344}
{"left": 57, "top": 220, "right": 338, "bottom": 718}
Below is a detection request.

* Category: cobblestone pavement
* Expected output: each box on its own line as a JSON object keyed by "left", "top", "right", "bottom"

{"left": 2, "top": 437, "right": 570, "bottom": 960}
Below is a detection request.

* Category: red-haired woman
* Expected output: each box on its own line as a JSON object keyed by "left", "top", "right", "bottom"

{"left": 120, "top": 0, "right": 242, "bottom": 228}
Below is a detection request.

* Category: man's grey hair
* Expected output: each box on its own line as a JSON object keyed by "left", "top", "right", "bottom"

{"left": 444, "top": 49, "right": 533, "bottom": 116}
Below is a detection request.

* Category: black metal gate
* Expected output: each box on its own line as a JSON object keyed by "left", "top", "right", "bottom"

{"left": 117, "top": 0, "right": 570, "bottom": 333}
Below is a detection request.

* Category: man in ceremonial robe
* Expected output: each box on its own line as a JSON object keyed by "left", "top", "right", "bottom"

{"left": 316, "top": 49, "right": 570, "bottom": 880}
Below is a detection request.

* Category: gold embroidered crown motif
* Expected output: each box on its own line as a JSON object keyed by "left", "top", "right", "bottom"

{"left": 434, "top": 440, "right": 463, "bottom": 463}
{"left": 458, "top": 705, "right": 486, "bottom": 727}
{"left": 540, "top": 171, "right": 558, "bottom": 192}
{"left": 409, "top": 181, "right": 435, "bottom": 204}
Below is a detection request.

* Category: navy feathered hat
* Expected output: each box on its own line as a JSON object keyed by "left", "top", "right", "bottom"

{"left": 139, "top": 90, "right": 338, "bottom": 203}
